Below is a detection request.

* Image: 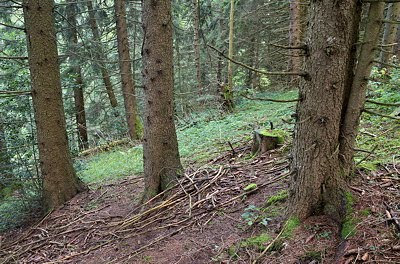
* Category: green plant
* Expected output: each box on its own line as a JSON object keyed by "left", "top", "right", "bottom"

{"left": 317, "top": 230, "right": 332, "bottom": 239}
{"left": 341, "top": 191, "right": 358, "bottom": 239}
{"left": 241, "top": 205, "right": 271, "bottom": 227}
{"left": 282, "top": 217, "right": 301, "bottom": 239}
{"left": 77, "top": 146, "right": 143, "bottom": 184}
{"left": 244, "top": 183, "right": 257, "bottom": 191}
{"left": 240, "top": 233, "right": 272, "bottom": 251}
{"left": 360, "top": 208, "right": 371, "bottom": 217}
{"left": 301, "top": 250, "right": 323, "bottom": 262}
{"left": 266, "top": 190, "right": 289, "bottom": 205}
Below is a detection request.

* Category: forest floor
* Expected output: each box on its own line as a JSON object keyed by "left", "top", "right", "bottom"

{"left": 0, "top": 144, "right": 399, "bottom": 264}
{"left": 0, "top": 89, "right": 399, "bottom": 263}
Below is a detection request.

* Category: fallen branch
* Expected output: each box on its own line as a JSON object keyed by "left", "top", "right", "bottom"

{"left": 363, "top": 109, "right": 400, "bottom": 120}
{"left": 269, "top": 43, "right": 308, "bottom": 50}
{"left": 355, "top": 145, "right": 378, "bottom": 166}
{"left": 241, "top": 93, "right": 300, "bottom": 103}
{"left": 0, "top": 56, "right": 28, "bottom": 60}
{"left": 372, "top": 60, "right": 400, "bottom": 69}
{"left": 208, "top": 45, "right": 309, "bottom": 78}
{"left": 252, "top": 225, "right": 285, "bottom": 264}
{"left": 366, "top": 99, "right": 400, "bottom": 107}
{"left": 0, "top": 22, "right": 25, "bottom": 31}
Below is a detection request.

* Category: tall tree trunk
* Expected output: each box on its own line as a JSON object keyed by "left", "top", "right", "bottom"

{"left": 115, "top": 0, "right": 140, "bottom": 140}
{"left": 379, "top": 3, "right": 400, "bottom": 66}
{"left": 87, "top": 0, "right": 118, "bottom": 108}
{"left": 142, "top": 0, "right": 183, "bottom": 201}
{"left": 66, "top": 0, "right": 89, "bottom": 150}
{"left": 222, "top": 0, "right": 235, "bottom": 111}
{"left": 193, "top": 0, "right": 202, "bottom": 94}
{"left": 288, "top": 0, "right": 307, "bottom": 86}
{"left": 340, "top": 3, "right": 385, "bottom": 177}
{"left": 289, "top": 0, "right": 362, "bottom": 221}
{"left": 0, "top": 119, "right": 11, "bottom": 193}
{"left": 23, "top": 0, "right": 85, "bottom": 210}
{"left": 246, "top": 33, "right": 260, "bottom": 90}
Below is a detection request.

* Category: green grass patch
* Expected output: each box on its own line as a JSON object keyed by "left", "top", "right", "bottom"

{"left": 77, "top": 146, "right": 143, "bottom": 184}
{"left": 240, "top": 233, "right": 272, "bottom": 251}
{"left": 360, "top": 208, "right": 371, "bottom": 217}
{"left": 301, "top": 250, "right": 323, "bottom": 262}
{"left": 77, "top": 90, "right": 297, "bottom": 184}
{"left": 282, "top": 216, "right": 301, "bottom": 239}
{"left": 341, "top": 217, "right": 358, "bottom": 239}
{"left": 0, "top": 193, "right": 40, "bottom": 232}
{"left": 341, "top": 191, "right": 358, "bottom": 239}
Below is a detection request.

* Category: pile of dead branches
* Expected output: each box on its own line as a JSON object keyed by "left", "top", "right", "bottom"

{"left": 0, "top": 149, "right": 289, "bottom": 263}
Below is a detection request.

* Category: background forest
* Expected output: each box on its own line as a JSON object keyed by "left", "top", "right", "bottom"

{"left": 0, "top": 0, "right": 399, "bottom": 263}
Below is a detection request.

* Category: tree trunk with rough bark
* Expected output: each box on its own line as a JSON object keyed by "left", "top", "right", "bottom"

{"left": 193, "top": 0, "right": 202, "bottom": 94}
{"left": 290, "top": 0, "right": 362, "bottom": 221}
{"left": 142, "top": 0, "right": 183, "bottom": 201}
{"left": 339, "top": 3, "right": 385, "bottom": 178}
{"left": 222, "top": 0, "right": 235, "bottom": 111}
{"left": 379, "top": 3, "right": 400, "bottom": 66}
{"left": 115, "top": 0, "right": 141, "bottom": 140}
{"left": 288, "top": 0, "right": 307, "bottom": 86}
{"left": 66, "top": 0, "right": 89, "bottom": 150}
{"left": 23, "top": 0, "right": 86, "bottom": 210}
{"left": 87, "top": 0, "right": 118, "bottom": 108}
{"left": 0, "top": 119, "right": 11, "bottom": 193}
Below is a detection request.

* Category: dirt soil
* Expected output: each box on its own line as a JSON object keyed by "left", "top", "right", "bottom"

{"left": 0, "top": 145, "right": 399, "bottom": 264}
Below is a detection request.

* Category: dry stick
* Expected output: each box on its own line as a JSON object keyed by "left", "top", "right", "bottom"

{"left": 0, "top": 90, "right": 31, "bottom": 95}
{"left": 207, "top": 45, "right": 309, "bottom": 77}
{"left": 363, "top": 109, "right": 400, "bottom": 120}
{"left": 366, "top": 99, "right": 400, "bottom": 107}
{"left": 364, "top": 0, "right": 400, "bottom": 3}
{"left": 177, "top": 177, "right": 193, "bottom": 217}
{"left": 372, "top": 59, "right": 400, "bottom": 69}
{"left": 240, "top": 93, "right": 300, "bottom": 103}
{"left": 0, "top": 56, "right": 28, "bottom": 60}
{"left": 355, "top": 145, "right": 378, "bottom": 166}
{"left": 0, "top": 22, "right": 24, "bottom": 31}
{"left": 269, "top": 43, "right": 308, "bottom": 50}
{"left": 381, "top": 19, "right": 400, "bottom": 24}
{"left": 252, "top": 227, "right": 285, "bottom": 264}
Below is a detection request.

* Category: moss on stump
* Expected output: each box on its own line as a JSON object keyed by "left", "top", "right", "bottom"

{"left": 251, "top": 129, "right": 286, "bottom": 155}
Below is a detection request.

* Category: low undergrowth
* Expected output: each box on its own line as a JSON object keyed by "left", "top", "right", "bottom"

{"left": 77, "top": 89, "right": 297, "bottom": 184}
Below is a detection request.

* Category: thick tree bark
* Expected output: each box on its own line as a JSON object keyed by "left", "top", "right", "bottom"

{"left": 246, "top": 34, "right": 260, "bottom": 90}
{"left": 23, "top": 0, "right": 85, "bottom": 210}
{"left": 66, "top": 0, "right": 89, "bottom": 150}
{"left": 87, "top": 0, "right": 118, "bottom": 108}
{"left": 115, "top": 0, "right": 140, "bottom": 140}
{"left": 379, "top": 3, "right": 400, "bottom": 66}
{"left": 222, "top": 0, "right": 235, "bottom": 111}
{"left": 340, "top": 3, "right": 385, "bottom": 177}
{"left": 193, "top": 0, "right": 202, "bottom": 94}
{"left": 0, "top": 119, "right": 11, "bottom": 192}
{"left": 290, "top": 0, "right": 362, "bottom": 221}
{"left": 288, "top": 0, "right": 307, "bottom": 86}
{"left": 142, "top": 0, "right": 183, "bottom": 201}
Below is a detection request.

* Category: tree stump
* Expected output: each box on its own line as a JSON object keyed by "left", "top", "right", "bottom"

{"left": 251, "top": 129, "right": 285, "bottom": 155}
